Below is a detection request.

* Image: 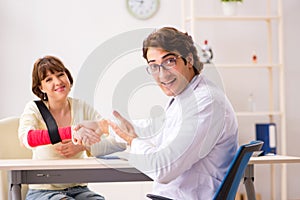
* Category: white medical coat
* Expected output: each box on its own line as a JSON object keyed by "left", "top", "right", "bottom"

{"left": 91, "top": 74, "right": 238, "bottom": 200}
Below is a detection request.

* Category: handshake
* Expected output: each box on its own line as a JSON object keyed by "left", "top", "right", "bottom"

{"left": 72, "top": 119, "right": 109, "bottom": 146}
{"left": 72, "top": 111, "right": 138, "bottom": 147}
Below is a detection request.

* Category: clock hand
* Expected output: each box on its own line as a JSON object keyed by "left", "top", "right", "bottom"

{"left": 139, "top": 0, "right": 145, "bottom": 7}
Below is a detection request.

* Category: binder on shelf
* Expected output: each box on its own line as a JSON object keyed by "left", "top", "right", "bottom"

{"left": 255, "top": 123, "right": 277, "bottom": 155}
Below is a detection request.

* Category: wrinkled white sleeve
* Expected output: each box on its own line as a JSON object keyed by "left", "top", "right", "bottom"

{"left": 89, "top": 117, "right": 158, "bottom": 156}
{"left": 128, "top": 82, "right": 228, "bottom": 184}
{"left": 90, "top": 135, "right": 126, "bottom": 156}
{"left": 18, "top": 101, "right": 41, "bottom": 149}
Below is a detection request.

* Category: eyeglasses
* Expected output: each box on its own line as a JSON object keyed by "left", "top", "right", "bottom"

{"left": 146, "top": 55, "right": 185, "bottom": 75}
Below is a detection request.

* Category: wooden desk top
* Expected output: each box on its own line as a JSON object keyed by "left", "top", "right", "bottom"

{"left": 0, "top": 157, "right": 131, "bottom": 170}
{"left": 249, "top": 155, "right": 300, "bottom": 165}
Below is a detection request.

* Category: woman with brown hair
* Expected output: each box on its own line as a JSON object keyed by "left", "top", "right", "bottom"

{"left": 18, "top": 55, "right": 106, "bottom": 200}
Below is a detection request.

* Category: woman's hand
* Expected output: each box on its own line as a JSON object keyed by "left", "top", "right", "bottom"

{"left": 55, "top": 139, "right": 85, "bottom": 158}
{"left": 72, "top": 125, "right": 101, "bottom": 146}
{"left": 108, "top": 111, "right": 137, "bottom": 145}
{"left": 72, "top": 119, "right": 108, "bottom": 146}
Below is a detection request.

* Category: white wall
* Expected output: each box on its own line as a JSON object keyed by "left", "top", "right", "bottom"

{"left": 0, "top": 0, "right": 182, "bottom": 119}
{"left": 1, "top": 0, "right": 300, "bottom": 199}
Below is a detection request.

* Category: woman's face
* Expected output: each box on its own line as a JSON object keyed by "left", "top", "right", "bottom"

{"left": 39, "top": 70, "right": 71, "bottom": 102}
{"left": 146, "top": 47, "right": 195, "bottom": 96}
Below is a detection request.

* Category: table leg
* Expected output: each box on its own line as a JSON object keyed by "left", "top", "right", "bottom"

{"left": 8, "top": 171, "right": 22, "bottom": 200}
{"left": 244, "top": 164, "right": 256, "bottom": 200}
{"left": 281, "top": 163, "right": 287, "bottom": 200}
{"left": 271, "top": 164, "right": 275, "bottom": 200}
{"left": 9, "top": 184, "right": 22, "bottom": 200}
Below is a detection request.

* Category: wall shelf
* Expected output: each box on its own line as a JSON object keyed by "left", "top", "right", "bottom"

{"left": 182, "top": 0, "right": 286, "bottom": 199}
{"left": 185, "top": 16, "right": 279, "bottom": 21}
{"left": 236, "top": 111, "right": 282, "bottom": 117}
{"left": 209, "top": 64, "right": 281, "bottom": 68}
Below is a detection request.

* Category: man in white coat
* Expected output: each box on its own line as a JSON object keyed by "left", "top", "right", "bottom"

{"left": 73, "top": 27, "right": 238, "bottom": 200}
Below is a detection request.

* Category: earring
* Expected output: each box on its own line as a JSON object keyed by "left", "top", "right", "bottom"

{"left": 43, "top": 93, "right": 47, "bottom": 101}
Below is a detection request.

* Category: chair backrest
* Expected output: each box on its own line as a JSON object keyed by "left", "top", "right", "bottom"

{"left": 213, "top": 140, "right": 263, "bottom": 200}
{"left": 0, "top": 117, "right": 32, "bottom": 200}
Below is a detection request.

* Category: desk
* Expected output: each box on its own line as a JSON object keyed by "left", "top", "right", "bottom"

{"left": 246, "top": 155, "right": 300, "bottom": 200}
{"left": 0, "top": 158, "right": 152, "bottom": 200}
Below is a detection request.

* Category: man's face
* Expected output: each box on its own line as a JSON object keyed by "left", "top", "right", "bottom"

{"left": 146, "top": 47, "right": 195, "bottom": 96}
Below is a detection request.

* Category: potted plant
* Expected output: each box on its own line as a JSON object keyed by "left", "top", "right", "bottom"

{"left": 221, "top": 0, "right": 243, "bottom": 16}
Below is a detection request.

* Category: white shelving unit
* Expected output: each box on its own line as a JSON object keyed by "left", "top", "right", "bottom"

{"left": 181, "top": 0, "right": 286, "bottom": 199}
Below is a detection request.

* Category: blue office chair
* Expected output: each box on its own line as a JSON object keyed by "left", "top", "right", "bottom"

{"left": 146, "top": 140, "right": 263, "bottom": 200}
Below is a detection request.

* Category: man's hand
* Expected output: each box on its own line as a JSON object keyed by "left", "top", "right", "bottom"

{"left": 72, "top": 120, "right": 109, "bottom": 146}
{"left": 108, "top": 111, "right": 137, "bottom": 145}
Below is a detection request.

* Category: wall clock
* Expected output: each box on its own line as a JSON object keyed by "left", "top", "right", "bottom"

{"left": 126, "top": 0, "right": 160, "bottom": 20}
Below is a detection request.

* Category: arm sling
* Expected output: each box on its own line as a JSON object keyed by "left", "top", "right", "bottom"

{"left": 34, "top": 100, "right": 62, "bottom": 144}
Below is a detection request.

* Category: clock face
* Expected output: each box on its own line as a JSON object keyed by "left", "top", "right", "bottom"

{"left": 127, "top": 0, "right": 160, "bottom": 20}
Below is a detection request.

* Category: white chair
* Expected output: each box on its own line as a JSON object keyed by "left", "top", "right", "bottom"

{"left": 0, "top": 117, "right": 32, "bottom": 200}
